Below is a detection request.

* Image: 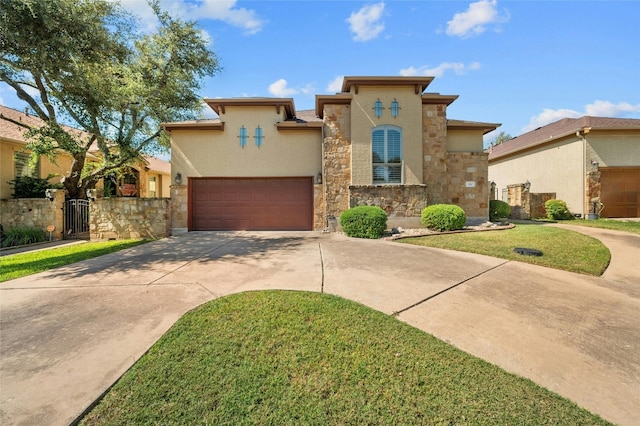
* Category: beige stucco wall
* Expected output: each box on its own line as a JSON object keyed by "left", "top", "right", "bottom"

{"left": 0, "top": 140, "right": 73, "bottom": 199}
{"left": 586, "top": 131, "right": 640, "bottom": 167}
{"left": 171, "top": 106, "right": 322, "bottom": 182}
{"left": 489, "top": 136, "right": 584, "bottom": 215}
{"left": 348, "top": 86, "right": 423, "bottom": 185}
{"left": 447, "top": 129, "right": 485, "bottom": 153}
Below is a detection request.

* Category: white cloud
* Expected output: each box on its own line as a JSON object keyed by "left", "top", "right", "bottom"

{"left": 446, "top": 0, "right": 509, "bottom": 38}
{"left": 584, "top": 100, "right": 640, "bottom": 116}
{"left": 347, "top": 2, "right": 385, "bottom": 42}
{"left": 117, "top": 0, "right": 265, "bottom": 35}
{"left": 268, "top": 79, "right": 316, "bottom": 98}
{"left": 400, "top": 62, "right": 481, "bottom": 78}
{"left": 268, "top": 79, "right": 299, "bottom": 97}
{"left": 327, "top": 76, "right": 344, "bottom": 93}
{"left": 521, "top": 101, "right": 640, "bottom": 133}
{"left": 188, "top": 0, "right": 266, "bottom": 35}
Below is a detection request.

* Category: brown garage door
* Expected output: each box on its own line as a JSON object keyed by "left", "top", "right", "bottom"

{"left": 600, "top": 168, "right": 640, "bottom": 218}
{"left": 189, "top": 177, "right": 313, "bottom": 230}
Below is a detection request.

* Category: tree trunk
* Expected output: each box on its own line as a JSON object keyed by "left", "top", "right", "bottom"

{"left": 63, "top": 154, "right": 87, "bottom": 199}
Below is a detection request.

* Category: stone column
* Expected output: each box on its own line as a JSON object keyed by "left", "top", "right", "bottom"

{"left": 170, "top": 184, "right": 188, "bottom": 234}
{"left": 322, "top": 104, "right": 351, "bottom": 226}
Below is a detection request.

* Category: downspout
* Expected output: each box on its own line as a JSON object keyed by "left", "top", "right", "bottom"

{"left": 577, "top": 127, "right": 589, "bottom": 218}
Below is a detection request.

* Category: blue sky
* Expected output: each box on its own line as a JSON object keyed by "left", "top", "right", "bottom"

{"left": 2, "top": 0, "right": 639, "bottom": 143}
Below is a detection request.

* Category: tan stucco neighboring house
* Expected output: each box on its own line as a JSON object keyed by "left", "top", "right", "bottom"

{"left": 0, "top": 105, "right": 171, "bottom": 200}
{"left": 165, "top": 76, "right": 500, "bottom": 232}
{"left": 488, "top": 116, "right": 640, "bottom": 218}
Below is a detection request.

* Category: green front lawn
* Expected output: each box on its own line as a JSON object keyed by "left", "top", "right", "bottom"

{"left": 0, "top": 239, "right": 150, "bottom": 282}
{"left": 79, "top": 291, "right": 609, "bottom": 425}
{"left": 399, "top": 224, "right": 610, "bottom": 275}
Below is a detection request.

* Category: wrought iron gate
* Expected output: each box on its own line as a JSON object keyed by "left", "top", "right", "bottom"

{"left": 64, "top": 199, "right": 90, "bottom": 240}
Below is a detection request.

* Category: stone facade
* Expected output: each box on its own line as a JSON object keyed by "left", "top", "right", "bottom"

{"left": 1, "top": 189, "right": 170, "bottom": 241}
{"left": 313, "top": 183, "right": 324, "bottom": 230}
{"left": 0, "top": 189, "right": 65, "bottom": 240}
{"left": 170, "top": 185, "right": 188, "bottom": 233}
{"left": 585, "top": 170, "right": 601, "bottom": 216}
{"left": 446, "top": 152, "right": 489, "bottom": 220}
{"left": 349, "top": 185, "right": 428, "bottom": 217}
{"left": 506, "top": 183, "right": 555, "bottom": 219}
{"left": 89, "top": 197, "right": 170, "bottom": 240}
{"left": 322, "top": 104, "right": 351, "bottom": 225}
{"left": 422, "top": 104, "right": 449, "bottom": 204}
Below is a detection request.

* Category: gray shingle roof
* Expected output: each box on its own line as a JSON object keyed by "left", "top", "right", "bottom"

{"left": 488, "top": 116, "right": 640, "bottom": 161}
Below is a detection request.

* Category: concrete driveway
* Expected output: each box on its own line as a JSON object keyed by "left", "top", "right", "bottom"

{"left": 1, "top": 229, "right": 638, "bottom": 425}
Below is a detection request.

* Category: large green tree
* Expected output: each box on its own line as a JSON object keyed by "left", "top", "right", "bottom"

{"left": 0, "top": 0, "right": 220, "bottom": 198}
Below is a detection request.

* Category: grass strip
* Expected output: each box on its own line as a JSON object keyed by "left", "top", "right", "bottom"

{"left": 399, "top": 224, "right": 609, "bottom": 276}
{"left": 80, "top": 291, "right": 610, "bottom": 425}
{"left": 0, "top": 239, "right": 150, "bottom": 282}
{"left": 552, "top": 219, "right": 640, "bottom": 234}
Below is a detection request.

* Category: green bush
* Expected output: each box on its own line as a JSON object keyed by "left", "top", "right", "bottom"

{"left": 489, "top": 200, "right": 511, "bottom": 221}
{"left": 339, "top": 206, "right": 388, "bottom": 239}
{"left": 421, "top": 204, "right": 467, "bottom": 231}
{"left": 1, "top": 226, "right": 47, "bottom": 248}
{"left": 8, "top": 174, "right": 63, "bottom": 198}
{"left": 545, "top": 199, "right": 573, "bottom": 220}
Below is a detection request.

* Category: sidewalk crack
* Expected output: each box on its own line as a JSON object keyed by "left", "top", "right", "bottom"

{"left": 393, "top": 260, "right": 510, "bottom": 316}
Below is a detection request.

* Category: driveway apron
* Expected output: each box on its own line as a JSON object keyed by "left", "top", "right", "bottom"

{"left": 1, "top": 229, "right": 638, "bottom": 426}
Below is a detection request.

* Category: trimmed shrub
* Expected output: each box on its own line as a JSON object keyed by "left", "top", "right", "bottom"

{"left": 489, "top": 200, "right": 511, "bottom": 221}
{"left": 0, "top": 226, "right": 47, "bottom": 248}
{"left": 545, "top": 199, "right": 573, "bottom": 220}
{"left": 339, "top": 206, "right": 388, "bottom": 239}
{"left": 8, "top": 174, "right": 62, "bottom": 198}
{"left": 421, "top": 204, "right": 466, "bottom": 231}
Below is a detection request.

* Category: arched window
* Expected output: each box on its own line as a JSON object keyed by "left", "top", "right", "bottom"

{"left": 372, "top": 125, "right": 402, "bottom": 184}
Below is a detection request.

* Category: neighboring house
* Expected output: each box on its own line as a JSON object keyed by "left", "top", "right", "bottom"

{"left": 488, "top": 116, "right": 640, "bottom": 218}
{"left": 164, "top": 76, "right": 499, "bottom": 232}
{"left": 0, "top": 105, "right": 170, "bottom": 200}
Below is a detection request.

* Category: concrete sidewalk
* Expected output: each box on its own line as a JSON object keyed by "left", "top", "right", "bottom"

{"left": 1, "top": 228, "right": 638, "bottom": 425}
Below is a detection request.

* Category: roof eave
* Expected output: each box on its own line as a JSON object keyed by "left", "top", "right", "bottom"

{"left": 276, "top": 122, "right": 323, "bottom": 131}
{"left": 162, "top": 122, "right": 225, "bottom": 133}
{"left": 204, "top": 98, "right": 296, "bottom": 119}
{"left": 315, "top": 94, "right": 352, "bottom": 118}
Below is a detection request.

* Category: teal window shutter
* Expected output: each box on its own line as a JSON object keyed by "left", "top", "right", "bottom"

{"left": 239, "top": 125, "right": 247, "bottom": 148}
{"left": 391, "top": 99, "right": 400, "bottom": 117}
{"left": 255, "top": 126, "right": 263, "bottom": 147}
{"left": 374, "top": 99, "right": 383, "bottom": 118}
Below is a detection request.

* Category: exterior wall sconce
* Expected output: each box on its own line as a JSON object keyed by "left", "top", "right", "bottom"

{"left": 316, "top": 172, "right": 323, "bottom": 184}
{"left": 374, "top": 99, "right": 383, "bottom": 118}
{"left": 591, "top": 159, "right": 599, "bottom": 169}
{"left": 175, "top": 172, "right": 182, "bottom": 185}
{"left": 86, "top": 189, "right": 97, "bottom": 202}
{"left": 524, "top": 180, "right": 531, "bottom": 192}
{"left": 391, "top": 99, "right": 400, "bottom": 118}
{"left": 45, "top": 188, "right": 55, "bottom": 201}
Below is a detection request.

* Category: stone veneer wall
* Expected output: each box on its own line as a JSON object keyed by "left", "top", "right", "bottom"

{"left": 585, "top": 170, "right": 601, "bottom": 215}
{"left": 170, "top": 185, "right": 188, "bottom": 233}
{"left": 313, "top": 183, "right": 324, "bottom": 230}
{"left": 422, "top": 104, "right": 448, "bottom": 204}
{"left": 0, "top": 189, "right": 65, "bottom": 240}
{"left": 90, "top": 197, "right": 170, "bottom": 240}
{"left": 446, "top": 152, "right": 489, "bottom": 220}
{"left": 322, "top": 104, "right": 351, "bottom": 225}
{"left": 349, "top": 185, "right": 428, "bottom": 218}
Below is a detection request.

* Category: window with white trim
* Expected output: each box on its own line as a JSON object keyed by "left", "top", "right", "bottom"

{"left": 372, "top": 125, "right": 402, "bottom": 184}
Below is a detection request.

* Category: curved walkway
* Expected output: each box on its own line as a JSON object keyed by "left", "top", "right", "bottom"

{"left": 1, "top": 227, "right": 638, "bottom": 426}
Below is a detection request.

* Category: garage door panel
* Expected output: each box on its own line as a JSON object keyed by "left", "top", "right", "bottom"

{"left": 600, "top": 168, "right": 640, "bottom": 218}
{"left": 190, "top": 177, "right": 313, "bottom": 230}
